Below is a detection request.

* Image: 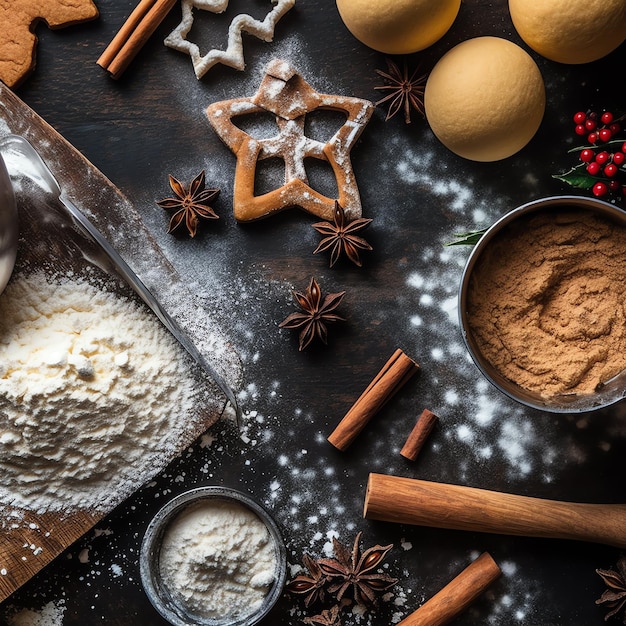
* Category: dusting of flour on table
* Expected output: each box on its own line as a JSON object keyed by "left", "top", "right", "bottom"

{"left": 4, "top": 600, "right": 65, "bottom": 626}
{"left": 159, "top": 499, "right": 276, "bottom": 620}
{"left": 0, "top": 271, "right": 213, "bottom": 514}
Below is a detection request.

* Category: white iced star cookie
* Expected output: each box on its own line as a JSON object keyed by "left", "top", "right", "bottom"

{"left": 164, "top": 0, "right": 295, "bottom": 79}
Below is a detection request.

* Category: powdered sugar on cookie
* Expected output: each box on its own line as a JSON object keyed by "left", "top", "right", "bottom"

{"left": 164, "top": 0, "right": 295, "bottom": 79}
{"left": 207, "top": 58, "right": 374, "bottom": 221}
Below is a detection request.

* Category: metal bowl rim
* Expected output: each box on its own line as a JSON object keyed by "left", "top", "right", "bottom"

{"left": 139, "top": 486, "right": 287, "bottom": 626}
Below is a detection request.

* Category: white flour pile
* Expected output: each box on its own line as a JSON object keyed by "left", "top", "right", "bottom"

{"left": 159, "top": 499, "right": 277, "bottom": 620}
{"left": 0, "top": 271, "right": 211, "bottom": 514}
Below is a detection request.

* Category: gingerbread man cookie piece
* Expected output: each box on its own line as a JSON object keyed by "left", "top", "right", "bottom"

{"left": 0, "top": 0, "right": 99, "bottom": 88}
{"left": 207, "top": 59, "right": 374, "bottom": 222}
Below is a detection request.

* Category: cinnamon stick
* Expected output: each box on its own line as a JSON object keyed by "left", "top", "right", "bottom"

{"left": 397, "top": 553, "right": 501, "bottom": 626}
{"left": 327, "top": 349, "right": 419, "bottom": 451}
{"left": 400, "top": 408, "right": 438, "bottom": 461}
{"left": 97, "top": 0, "right": 177, "bottom": 79}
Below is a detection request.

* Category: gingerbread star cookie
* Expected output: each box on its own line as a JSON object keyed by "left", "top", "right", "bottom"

{"left": 207, "top": 59, "right": 374, "bottom": 222}
{"left": 164, "top": 0, "right": 295, "bottom": 79}
{"left": 0, "top": 0, "right": 99, "bottom": 88}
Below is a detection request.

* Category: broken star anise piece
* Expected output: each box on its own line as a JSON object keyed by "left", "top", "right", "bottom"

{"left": 286, "top": 553, "right": 329, "bottom": 607}
{"left": 302, "top": 605, "right": 342, "bottom": 626}
{"left": 157, "top": 170, "right": 219, "bottom": 237}
{"left": 318, "top": 532, "right": 397, "bottom": 608}
{"left": 312, "top": 201, "right": 373, "bottom": 268}
{"left": 279, "top": 277, "right": 346, "bottom": 351}
{"left": 374, "top": 57, "right": 427, "bottom": 124}
{"left": 596, "top": 556, "right": 626, "bottom": 623}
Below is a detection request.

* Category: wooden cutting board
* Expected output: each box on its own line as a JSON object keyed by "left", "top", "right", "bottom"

{"left": 0, "top": 82, "right": 241, "bottom": 603}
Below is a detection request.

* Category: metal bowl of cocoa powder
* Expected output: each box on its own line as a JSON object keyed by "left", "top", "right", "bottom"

{"left": 459, "top": 195, "right": 626, "bottom": 413}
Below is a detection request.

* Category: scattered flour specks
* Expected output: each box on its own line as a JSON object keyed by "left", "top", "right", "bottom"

{"left": 4, "top": 601, "right": 65, "bottom": 626}
{"left": 409, "top": 314, "right": 422, "bottom": 327}
{"left": 387, "top": 155, "right": 590, "bottom": 483}
{"left": 110, "top": 563, "right": 123, "bottom": 578}
{"left": 456, "top": 424, "right": 475, "bottom": 443}
{"left": 0, "top": 46, "right": 613, "bottom": 626}
{"left": 475, "top": 403, "right": 495, "bottom": 427}
{"left": 395, "top": 146, "right": 477, "bottom": 212}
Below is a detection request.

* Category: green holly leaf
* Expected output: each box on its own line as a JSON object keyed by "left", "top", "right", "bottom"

{"left": 552, "top": 166, "right": 595, "bottom": 190}
{"left": 445, "top": 229, "right": 487, "bottom": 246}
{"left": 567, "top": 138, "right": 624, "bottom": 153}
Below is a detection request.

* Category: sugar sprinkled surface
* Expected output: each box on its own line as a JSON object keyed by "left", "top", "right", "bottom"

{"left": 4, "top": 600, "right": 65, "bottom": 626}
{"left": 113, "top": 136, "right": 608, "bottom": 621}
{"left": 113, "top": 110, "right": 617, "bottom": 621}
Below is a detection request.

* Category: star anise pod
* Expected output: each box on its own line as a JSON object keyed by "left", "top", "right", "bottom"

{"left": 286, "top": 553, "right": 329, "bottom": 607}
{"left": 374, "top": 58, "right": 427, "bottom": 124}
{"left": 303, "top": 605, "right": 342, "bottom": 626}
{"left": 279, "top": 277, "right": 346, "bottom": 351}
{"left": 596, "top": 556, "right": 626, "bottom": 623}
{"left": 312, "top": 201, "right": 373, "bottom": 267}
{"left": 318, "top": 532, "right": 397, "bottom": 607}
{"left": 157, "top": 170, "right": 219, "bottom": 237}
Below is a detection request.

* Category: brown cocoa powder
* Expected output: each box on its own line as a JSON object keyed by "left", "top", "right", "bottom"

{"left": 466, "top": 208, "right": 626, "bottom": 397}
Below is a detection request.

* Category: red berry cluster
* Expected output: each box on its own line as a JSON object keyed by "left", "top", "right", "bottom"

{"left": 573, "top": 110, "right": 621, "bottom": 145}
{"left": 572, "top": 110, "right": 625, "bottom": 199}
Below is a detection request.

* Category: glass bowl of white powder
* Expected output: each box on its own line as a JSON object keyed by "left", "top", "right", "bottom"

{"left": 140, "top": 486, "right": 286, "bottom": 626}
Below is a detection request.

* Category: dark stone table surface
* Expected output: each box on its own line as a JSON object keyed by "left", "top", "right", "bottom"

{"left": 1, "top": 0, "right": 625, "bottom": 624}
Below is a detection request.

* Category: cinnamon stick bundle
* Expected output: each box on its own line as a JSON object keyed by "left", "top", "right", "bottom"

{"left": 327, "top": 348, "right": 419, "bottom": 451}
{"left": 397, "top": 553, "right": 501, "bottom": 626}
{"left": 97, "top": 0, "right": 177, "bottom": 79}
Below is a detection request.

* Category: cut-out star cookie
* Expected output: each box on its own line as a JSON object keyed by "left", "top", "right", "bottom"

{"left": 206, "top": 59, "right": 374, "bottom": 222}
{"left": 0, "top": 0, "right": 99, "bottom": 88}
{"left": 164, "top": 0, "right": 295, "bottom": 79}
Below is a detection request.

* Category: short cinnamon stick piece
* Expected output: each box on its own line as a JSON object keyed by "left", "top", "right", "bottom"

{"left": 397, "top": 552, "right": 501, "bottom": 626}
{"left": 97, "top": 0, "right": 177, "bottom": 79}
{"left": 400, "top": 408, "right": 438, "bottom": 460}
{"left": 327, "top": 348, "right": 419, "bottom": 451}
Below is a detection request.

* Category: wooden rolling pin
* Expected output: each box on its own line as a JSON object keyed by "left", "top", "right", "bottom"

{"left": 363, "top": 473, "right": 626, "bottom": 548}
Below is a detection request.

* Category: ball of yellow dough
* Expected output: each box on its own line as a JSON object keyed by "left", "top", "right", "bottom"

{"left": 335, "top": 0, "right": 461, "bottom": 55}
{"left": 509, "top": 0, "right": 626, "bottom": 64}
{"left": 424, "top": 37, "right": 546, "bottom": 162}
